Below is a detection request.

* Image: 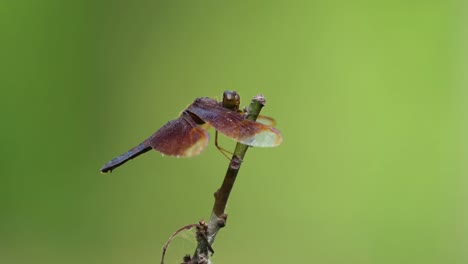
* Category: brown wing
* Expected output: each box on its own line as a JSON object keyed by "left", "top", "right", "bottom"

{"left": 149, "top": 113, "right": 209, "bottom": 157}
{"left": 187, "top": 98, "right": 282, "bottom": 147}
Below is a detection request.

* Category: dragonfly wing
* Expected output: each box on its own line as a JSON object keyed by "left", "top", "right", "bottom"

{"left": 255, "top": 115, "right": 276, "bottom": 127}
{"left": 187, "top": 98, "right": 282, "bottom": 147}
{"left": 149, "top": 117, "right": 209, "bottom": 157}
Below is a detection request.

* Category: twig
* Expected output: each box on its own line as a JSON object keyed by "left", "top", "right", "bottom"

{"left": 191, "top": 94, "right": 267, "bottom": 262}
{"left": 161, "top": 223, "right": 198, "bottom": 264}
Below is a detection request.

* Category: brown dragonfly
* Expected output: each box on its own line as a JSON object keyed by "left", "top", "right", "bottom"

{"left": 100, "top": 91, "right": 282, "bottom": 173}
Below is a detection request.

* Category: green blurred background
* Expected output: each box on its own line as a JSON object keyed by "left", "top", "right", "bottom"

{"left": 1, "top": 0, "right": 467, "bottom": 263}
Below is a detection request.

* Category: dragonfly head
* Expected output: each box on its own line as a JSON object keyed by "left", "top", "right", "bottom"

{"left": 222, "top": 90, "right": 240, "bottom": 111}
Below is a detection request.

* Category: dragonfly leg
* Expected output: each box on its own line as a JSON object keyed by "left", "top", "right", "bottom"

{"left": 215, "top": 130, "right": 234, "bottom": 160}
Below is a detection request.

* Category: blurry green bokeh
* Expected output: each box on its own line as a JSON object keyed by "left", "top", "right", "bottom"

{"left": 1, "top": 1, "right": 467, "bottom": 263}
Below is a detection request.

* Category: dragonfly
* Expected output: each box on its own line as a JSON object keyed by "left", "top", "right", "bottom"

{"left": 100, "top": 91, "right": 282, "bottom": 173}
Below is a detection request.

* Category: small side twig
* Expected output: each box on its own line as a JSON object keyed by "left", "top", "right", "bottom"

{"left": 160, "top": 223, "right": 198, "bottom": 264}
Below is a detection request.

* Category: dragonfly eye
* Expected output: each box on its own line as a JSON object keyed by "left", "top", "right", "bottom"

{"left": 222, "top": 90, "right": 240, "bottom": 111}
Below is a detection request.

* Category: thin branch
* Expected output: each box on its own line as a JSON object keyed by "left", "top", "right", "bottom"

{"left": 160, "top": 223, "right": 198, "bottom": 264}
{"left": 189, "top": 94, "right": 267, "bottom": 262}
{"left": 212, "top": 94, "right": 265, "bottom": 217}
